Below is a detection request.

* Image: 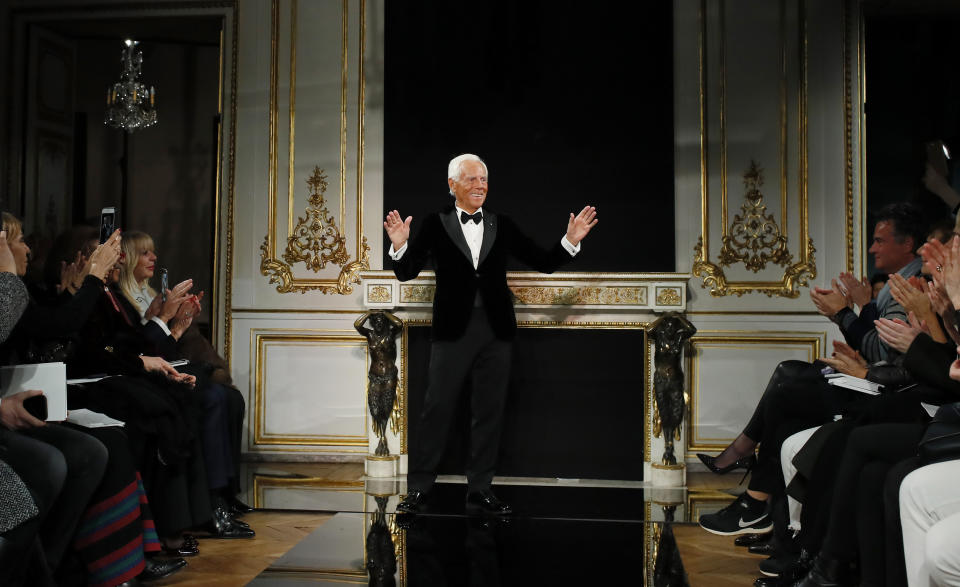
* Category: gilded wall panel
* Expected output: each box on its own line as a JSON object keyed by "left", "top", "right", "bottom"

{"left": 691, "top": 0, "right": 817, "bottom": 298}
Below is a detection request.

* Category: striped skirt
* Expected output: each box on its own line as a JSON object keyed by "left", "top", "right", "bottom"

{"left": 68, "top": 426, "right": 161, "bottom": 587}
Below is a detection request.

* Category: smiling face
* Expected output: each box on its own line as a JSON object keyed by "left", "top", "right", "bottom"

{"left": 448, "top": 160, "right": 488, "bottom": 214}
{"left": 868, "top": 221, "right": 915, "bottom": 273}
{"left": 133, "top": 247, "right": 157, "bottom": 282}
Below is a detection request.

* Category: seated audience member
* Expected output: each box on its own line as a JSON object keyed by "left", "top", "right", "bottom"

{"left": 0, "top": 228, "right": 56, "bottom": 586}
{"left": 899, "top": 456, "right": 960, "bottom": 586}
{"left": 780, "top": 231, "right": 960, "bottom": 586}
{"left": 0, "top": 213, "right": 188, "bottom": 585}
{"left": 117, "top": 231, "right": 251, "bottom": 517}
{"left": 696, "top": 203, "right": 926, "bottom": 538}
{"left": 49, "top": 230, "right": 253, "bottom": 545}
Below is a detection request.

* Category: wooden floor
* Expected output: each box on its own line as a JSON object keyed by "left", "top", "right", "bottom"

{"left": 155, "top": 464, "right": 759, "bottom": 586}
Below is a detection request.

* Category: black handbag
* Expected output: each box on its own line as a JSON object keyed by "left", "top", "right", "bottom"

{"left": 918, "top": 401, "right": 960, "bottom": 464}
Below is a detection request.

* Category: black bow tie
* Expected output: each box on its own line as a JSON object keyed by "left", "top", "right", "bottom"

{"left": 460, "top": 211, "right": 483, "bottom": 225}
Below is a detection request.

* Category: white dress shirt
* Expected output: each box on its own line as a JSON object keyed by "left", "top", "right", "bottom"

{"left": 388, "top": 206, "right": 581, "bottom": 268}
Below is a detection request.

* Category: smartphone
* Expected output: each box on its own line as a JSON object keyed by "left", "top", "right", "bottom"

{"left": 927, "top": 140, "right": 950, "bottom": 178}
{"left": 99, "top": 206, "right": 117, "bottom": 244}
{"left": 159, "top": 268, "right": 168, "bottom": 302}
{"left": 23, "top": 394, "right": 47, "bottom": 421}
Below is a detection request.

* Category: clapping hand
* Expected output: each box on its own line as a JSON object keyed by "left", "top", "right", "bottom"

{"left": 923, "top": 236, "right": 960, "bottom": 310}
{"left": 810, "top": 279, "right": 849, "bottom": 317}
{"left": 837, "top": 272, "right": 872, "bottom": 309}
{"left": 383, "top": 210, "right": 412, "bottom": 251}
{"left": 171, "top": 291, "right": 203, "bottom": 340}
{"left": 565, "top": 206, "right": 598, "bottom": 246}
{"left": 820, "top": 340, "right": 868, "bottom": 378}
{"left": 875, "top": 312, "right": 927, "bottom": 354}
{"left": 58, "top": 251, "right": 87, "bottom": 294}
{"left": 148, "top": 279, "right": 194, "bottom": 323}
{"left": 888, "top": 273, "right": 932, "bottom": 317}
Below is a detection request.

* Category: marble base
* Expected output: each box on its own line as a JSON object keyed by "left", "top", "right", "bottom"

{"left": 365, "top": 455, "right": 398, "bottom": 478}
{"left": 650, "top": 462, "right": 685, "bottom": 488}
{"left": 364, "top": 478, "right": 400, "bottom": 497}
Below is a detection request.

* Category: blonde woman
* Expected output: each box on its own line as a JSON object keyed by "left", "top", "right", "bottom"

{"left": 117, "top": 230, "right": 253, "bottom": 519}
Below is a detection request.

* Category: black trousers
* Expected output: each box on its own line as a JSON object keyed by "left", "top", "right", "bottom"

{"left": 741, "top": 360, "right": 842, "bottom": 494}
{"left": 820, "top": 423, "right": 924, "bottom": 571}
{"left": 408, "top": 305, "right": 512, "bottom": 494}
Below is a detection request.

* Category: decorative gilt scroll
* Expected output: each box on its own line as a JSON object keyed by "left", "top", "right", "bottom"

{"left": 717, "top": 162, "right": 791, "bottom": 272}
{"left": 282, "top": 167, "right": 349, "bottom": 271}
{"left": 260, "top": 166, "right": 370, "bottom": 295}
{"left": 693, "top": 162, "right": 817, "bottom": 298}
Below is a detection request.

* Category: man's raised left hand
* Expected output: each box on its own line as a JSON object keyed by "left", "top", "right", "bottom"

{"left": 565, "top": 206, "right": 598, "bottom": 246}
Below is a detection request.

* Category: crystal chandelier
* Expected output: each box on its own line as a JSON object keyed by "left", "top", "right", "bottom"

{"left": 104, "top": 39, "right": 157, "bottom": 133}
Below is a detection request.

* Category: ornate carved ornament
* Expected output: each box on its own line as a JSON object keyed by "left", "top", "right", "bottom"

{"left": 718, "top": 162, "right": 792, "bottom": 272}
{"left": 260, "top": 166, "right": 370, "bottom": 294}
{"left": 693, "top": 162, "right": 817, "bottom": 298}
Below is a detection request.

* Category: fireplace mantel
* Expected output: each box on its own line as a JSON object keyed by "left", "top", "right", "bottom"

{"left": 359, "top": 271, "right": 691, "bottom": 312}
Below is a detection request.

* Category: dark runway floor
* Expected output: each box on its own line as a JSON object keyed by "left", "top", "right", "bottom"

{"left": 249, "top": 482, "right": 697, "bottom": 586}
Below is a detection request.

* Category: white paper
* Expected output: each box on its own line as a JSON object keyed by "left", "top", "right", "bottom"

{"left": 828, "top": 378, "right": 881, "bottom": 395}
{"left": 0, "top": 363, "right": 68, "bottom": 421}
{"left": 66, "top": 408, "right": 124, "bottom": 428}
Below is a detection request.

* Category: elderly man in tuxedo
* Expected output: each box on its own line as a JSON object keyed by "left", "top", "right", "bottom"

{"left": 384, "top": 153, "right": 597, "bottom": 515}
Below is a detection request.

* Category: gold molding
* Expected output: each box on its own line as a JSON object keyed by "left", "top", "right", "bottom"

{"left": 252, "top": 331, "right": 369, "bottom": 447}
{"left": 687, "top": 334, "right": 821, "bottom": 452}
{"left": 261, "top": 0, "right": 368, "bottom": 295}
{"left": 693, "top": 0, "right": 817, "bottom": 298}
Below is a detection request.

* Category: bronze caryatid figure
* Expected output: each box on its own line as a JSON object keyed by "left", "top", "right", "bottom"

{"left": 355, "top": 310, "right": 403, "bottom": 456}
{"left": 649, "top": 312, "right": 697, "bottom": 465}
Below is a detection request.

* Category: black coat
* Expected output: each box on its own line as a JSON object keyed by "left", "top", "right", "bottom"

{"left": 393, "top": 205, "right": 572, "bottom": 341}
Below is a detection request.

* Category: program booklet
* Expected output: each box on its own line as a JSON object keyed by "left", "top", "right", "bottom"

{"left": 0, "top": 362, "right": 68, "bottom": 421}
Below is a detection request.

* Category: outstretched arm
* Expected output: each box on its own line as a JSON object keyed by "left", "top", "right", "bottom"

{"left": 564, "top": 206, "right": 598, "bottom": 246}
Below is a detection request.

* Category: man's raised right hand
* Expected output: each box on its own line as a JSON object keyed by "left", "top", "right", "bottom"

{"left": 384, "top": 210, "right": 412, "bottom": 251}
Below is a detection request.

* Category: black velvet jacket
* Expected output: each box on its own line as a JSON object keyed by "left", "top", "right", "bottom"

{"left": 393, "top": 205, "right": 573, "bottom": 341}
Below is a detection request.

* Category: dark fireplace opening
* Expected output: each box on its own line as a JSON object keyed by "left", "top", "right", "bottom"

{"left": 406, "top": 325, "right": 646, "bottom": 481}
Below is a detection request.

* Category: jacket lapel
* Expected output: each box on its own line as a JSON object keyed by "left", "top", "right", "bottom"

{"left": 440, "top": 207, "right": 473, "bottom": 265}
{"left": 478, "top": 210, "right": 497, "bottom": 266}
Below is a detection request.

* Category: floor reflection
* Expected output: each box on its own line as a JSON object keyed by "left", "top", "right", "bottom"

{"left": 253, "top": 507, "right": 693, "bottom": 586}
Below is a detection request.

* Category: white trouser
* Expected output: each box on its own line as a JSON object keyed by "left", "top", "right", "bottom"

{"left": 780, "top": 426, "right": 820, "bottom": 531}
{"left": 900, "top": 460, "right": 960, "bottom": 586}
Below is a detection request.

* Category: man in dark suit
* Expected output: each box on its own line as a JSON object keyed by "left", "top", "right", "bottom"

{"left": 384, "top": 153, "right": 597, "bottom": 515}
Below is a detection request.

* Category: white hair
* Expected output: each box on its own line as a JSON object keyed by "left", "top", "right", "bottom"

{"left": 447, "top": 153, "right": 488, "bottom": 196}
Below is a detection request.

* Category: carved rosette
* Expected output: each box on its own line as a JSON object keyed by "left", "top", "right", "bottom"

{"left": 259, "top": 166, "right": 370, "bottom": 294}
{"left": 718, "top": 162, "right": 792, "bottom": 272}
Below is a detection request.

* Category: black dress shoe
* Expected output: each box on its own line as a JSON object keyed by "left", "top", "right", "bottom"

{"left": 227, "top": 495, "right": 255, "bottom": 516}
{"left": 139, "top": 557, "right": 187, "bottom": 582}
{"left": 164, "top": 534, "right": 199, "bottom": 557}
{"left": 201, "top": 505, "right": 255, "bottom": 539}
{"left": 465, "top": 490, "right": 513, "bottom": 515}
{"left": 231, "top": 518, "right": 251, "bottom": 529}
{"left": 117, "top": 580, "right": 142, "bottom": 587}
{"left": 397, "top": 491, "right": 428, "bottom": 514}
{"left": 794, "top": 554, "right": 848, "bottom": 587}
{"left": 735, "top": 533, "right": 770, "bottom": 547}
{"left": 749, "top": 542, "right": 777, "bottom": 556}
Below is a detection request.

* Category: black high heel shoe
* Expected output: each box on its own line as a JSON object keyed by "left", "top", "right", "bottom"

{"left": 696, "top": 453, "right": 756, "bottom": 484}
